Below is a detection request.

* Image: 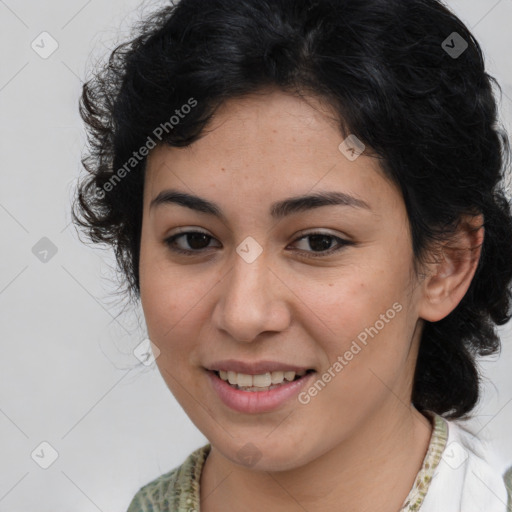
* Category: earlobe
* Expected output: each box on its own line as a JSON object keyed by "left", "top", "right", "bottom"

{"left": 418, "top": 215, "right": 484, "bottom": 322}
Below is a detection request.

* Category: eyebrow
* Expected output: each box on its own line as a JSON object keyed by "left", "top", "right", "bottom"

{"left": 150, "top": 189, "right": 371, "bottom": 220}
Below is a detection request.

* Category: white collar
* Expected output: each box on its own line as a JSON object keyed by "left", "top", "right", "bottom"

{"left": 420, "top": 417, "right": 509, "bottom": 512}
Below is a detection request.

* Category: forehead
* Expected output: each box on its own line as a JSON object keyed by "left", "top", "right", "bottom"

{"left": 143, "top": 89, "right": 397, "bottom": 214}
{"left": 156, "top": 90, "right": 340, "bottom": 161}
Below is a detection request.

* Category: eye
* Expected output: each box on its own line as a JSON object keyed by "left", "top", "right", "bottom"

{"left": 289, "top": 232, "right": 353, "bottom": 258}
{"left": 164, "top": 230, "right": 219, "bottom": 255}
{"left": 163, "top": 230, "right": 353, "bottom": 258}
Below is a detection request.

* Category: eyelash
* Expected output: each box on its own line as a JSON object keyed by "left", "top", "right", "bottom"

{"left": 163, "top": 230, "right": 353, "bottom": 259}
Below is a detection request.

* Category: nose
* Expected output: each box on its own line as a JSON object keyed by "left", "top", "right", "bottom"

{"left": 211, "top": 251, "right": 291, "bottom": 343}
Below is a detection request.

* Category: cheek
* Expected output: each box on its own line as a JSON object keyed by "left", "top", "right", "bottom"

{"left": 300, "top": 280, "right": 412, "bottom": 420}
{"left": 139, "top": 250, "right": 223, "bottom": 374}
{"left": 139, "top": 242, "right": 196, "bottom": 345}
{"left": 298, "top": 262, "right": 405, "bottom": 336}
{"left": 139, "top": 262, "right": 209, "bottom": 401}
{"left": 140, "top": 271, "right": 201, "bottom": 341}
{"left": 294, "top": 257, "right": 413, "bottom": 380}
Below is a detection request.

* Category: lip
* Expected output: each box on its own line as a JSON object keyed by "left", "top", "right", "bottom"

{"left": 206, "top": 368, "right": 316, "bottom": 414}
{"left": 204, "top": 359, "right": 314, "bottom": 374}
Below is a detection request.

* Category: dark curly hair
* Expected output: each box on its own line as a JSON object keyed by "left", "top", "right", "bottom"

{"left": 72, "top": 0, "right": 512, "bottom": 420}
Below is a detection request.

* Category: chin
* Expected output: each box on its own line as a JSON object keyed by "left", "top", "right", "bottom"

{"left": 213, "top": 435, "right": 314, "bottom": 472}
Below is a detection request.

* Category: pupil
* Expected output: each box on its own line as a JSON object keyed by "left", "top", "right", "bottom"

{"left": 188, "top": 233, "right": 210, "bottom": 249}
{"left": 309, "top": 235, "right": 332, "bottom": 252}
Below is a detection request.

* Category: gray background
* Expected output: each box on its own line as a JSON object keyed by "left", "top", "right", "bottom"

{"left": 0, "top": 0, "right": 511, "bottom": 510}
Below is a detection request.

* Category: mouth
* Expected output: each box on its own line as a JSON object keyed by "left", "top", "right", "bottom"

{"left": 206, "top": 367, "right": 317, "bottom": 413}
{"left": 209, "top": 368, "right": 316, "bottom": 392}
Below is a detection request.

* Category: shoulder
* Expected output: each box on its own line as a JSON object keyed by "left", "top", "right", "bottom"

{"left": 504, "top": 466, "right": 512, "bottom": 510}
{"left": 421, "top": 415, "right": 510, "bottom": 512}
{"left": 126, "top": 444, "right": 211, "bottom": 512}
{"left": 126, "top": 467, "right": 179, "bottom": 512}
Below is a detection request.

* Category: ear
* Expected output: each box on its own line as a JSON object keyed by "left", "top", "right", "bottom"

{"left": 417, "top": 214, "right": 484, "bottom": 322}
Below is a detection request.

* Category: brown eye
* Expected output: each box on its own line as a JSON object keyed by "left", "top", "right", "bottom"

{"left": 291, "top": 232, "right": 353, "bottom": 259}
{"left": 305, "top": 234, "right": 336, "bottom": 252}
{"left": 164, "top": 231, "right": 220, "bottom": 254}
{"left": 182, "top": 232, "right": 211, "bottom": 250}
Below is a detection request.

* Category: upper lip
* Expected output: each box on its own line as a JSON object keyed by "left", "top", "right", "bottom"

{"left": 205, "top": 359, "right": 314, "bottom": 375}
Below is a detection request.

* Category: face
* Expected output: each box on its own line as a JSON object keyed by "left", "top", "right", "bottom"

{"left": 139, "top": 88, "right": 425, "bottom": 471}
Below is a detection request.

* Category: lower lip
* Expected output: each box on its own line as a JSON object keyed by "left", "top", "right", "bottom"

{"left": 206, "top": 370, "right": 316, "bottom": 414}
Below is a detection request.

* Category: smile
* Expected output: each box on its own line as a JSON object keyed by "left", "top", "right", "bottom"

{"left": 206, "top": 369, "right": 316, "bottom": 413}
{"left": 215, "top": 369, "right": 312, "bottom": 390}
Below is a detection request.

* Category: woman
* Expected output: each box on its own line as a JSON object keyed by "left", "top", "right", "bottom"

{"left": 72, "top": 0, "right": 512, "bottom": 510}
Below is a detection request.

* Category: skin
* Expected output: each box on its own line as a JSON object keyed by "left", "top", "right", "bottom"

{"left": 139, "top": 87, "right": 484, "bottom": 512}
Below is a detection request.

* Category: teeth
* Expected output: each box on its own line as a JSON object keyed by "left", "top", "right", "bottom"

{"left": 271, "top": 371, "right": 284, "bottom": 384}
{"left": 284, "top": 371, "right": 297, "bottom": 382}
{"left": 217, "top": 369, "right": 307, "bottom": 387}
{"left": 253, "top": 373, "right": 272, "bottom": 387}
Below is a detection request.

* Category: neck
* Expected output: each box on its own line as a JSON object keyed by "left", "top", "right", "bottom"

{"left": 200, "top": 403, "right": 433, "bottom": 512}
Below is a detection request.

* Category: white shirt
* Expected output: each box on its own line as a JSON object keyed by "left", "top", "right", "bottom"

{"left": 420, "top": 417, "right": 510, "bottom": 512}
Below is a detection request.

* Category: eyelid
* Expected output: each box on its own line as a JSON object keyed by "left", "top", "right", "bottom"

{"left": 166, "top": 226, "right": 213, "bottom": 239}
{"left": 293, "top": 228, "right": 351, "bottom": 240}
{"left": 163, "top": 228, "right": 354, "bottom": 258}
{"left": 290, "top": 231, "right": 353, "bottom": 258}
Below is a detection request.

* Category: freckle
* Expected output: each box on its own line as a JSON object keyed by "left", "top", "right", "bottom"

{"left": 329, "top": 283, "right": 334, "bottom": 287}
